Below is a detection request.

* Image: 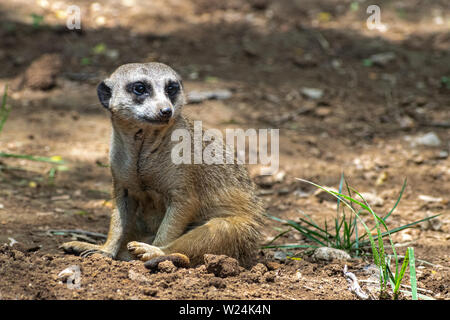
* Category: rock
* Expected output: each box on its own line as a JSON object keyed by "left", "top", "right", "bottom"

{"left": 399, "top": 230, "right": 413, "bottom": 242}
{"left": 362, "top": 264, "right": 380, "bottom": 279}
{"left": 264, "top": 261, "right": 281, "bottom": 270}
{"left": 187, "top": 89, "right": 232, "bottom": 103}
{"left": 421, "top": 212, "right": 442, "bottom": 231}
{"left": 273, "top": 251, "right": 287, "bottom": 261}
{"left": 437, "top": 150, "right": 448, "bottom": 159}
{"left": 8, "top": 237, "right": 18, "bottom": 246}
{"left": 57, "top": 265, "right": 81, "bottom": 288}
{"left": 312, "top": 247, "right": 351, "bottom": 262}
{"left": 418, "top": 195, "right": 443, "bottom": 203}
{"left": 405, "top": 132, "right": 441, "bottom": 147}
{"left": 398, "top": 116, "right": 415, "bottom": 129}
{"left": 204, "top": 254, "right": 240, "bottom": 278}
{"left": 51, "top": 195, "right": 71, "bottom": 201}
{"left": 359, "top": 192, "right": 384, "bottom": 207}
{"left": 273, "top": 170, "right": 286, "bottom": 183}
{"left": 105, "top": 49, "right": 119, "bottom": 60}
{"left": 300, "top": 87, "right": 324, "bottom": 100}
{"left": 292, "top": 54, "right": 318, "bottom": 68}
{"left": 314, "top": 106, "right": 332, "bottom": 117}
{"left": 254, "top": 170, "right": 285, "bottom": 188}
{"left": 369, "top": 52, "right": 396, "bottom": 67}
{"left": 293, "top": 189, "right": 311, "bottom": 198}
{"left": 277, "top": 188, "right": 290, "bottom": 195}
{"left": 16, "top": 53, "right": 62, "bottom": 90}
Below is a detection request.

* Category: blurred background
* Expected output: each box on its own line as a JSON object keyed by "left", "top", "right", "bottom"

{"left": 0, "top": 0, "right": 448, "bottom": 298}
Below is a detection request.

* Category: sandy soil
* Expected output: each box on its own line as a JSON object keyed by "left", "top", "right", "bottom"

{"left": 0, "top": 0, "right": 448, "bottom": 300}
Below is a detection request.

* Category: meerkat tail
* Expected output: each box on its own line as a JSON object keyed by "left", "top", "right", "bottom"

{"left": 144, "top": 253, "right": 190, "bottom": 270}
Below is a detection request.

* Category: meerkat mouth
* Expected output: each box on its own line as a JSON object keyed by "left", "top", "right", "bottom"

{"left": 138, "top": 116, "right": 170, "bottom": 125}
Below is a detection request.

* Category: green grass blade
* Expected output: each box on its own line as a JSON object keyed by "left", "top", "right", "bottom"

{"left": 349, "top": 187, "right": 390, "bottom": 288}
{"left": 354, "top": 214, "right": 359, "bottom": 255}
{"left": 408, "top": 247, "right": 418, "bottom": 300}
{"left": 297, "top": 216, "right": 329, "bottom": 235}
{"left": 344, "top": 178, "right": 355, "bottom": 211}
{"left": 0, "top": 153, "right": 65, "bottom": 164}
{"left": 265, "top": 214, "right": 328, "bottom": 246}
{"left": 264, "top": 229, "right": 291, "bottom": 247}
{"left": 337, "top": 171, "right": 345, "bottom": 213}
{"left": 0, "top": 85, "right": 10, "bottom": 134}
{"left": 359, "top": 214, "right": 442, "bottom": 245}
{"left": 393, "top": 249, "right": 410, "bottom": 297}
{"left": 384, "top": 178, "right": 407, "bottom": 222}
{"left": 296, "top": 178, "right": 380, "bottom": 265}
{"left": 284, "top": 219, "right": 328, "bottom": 246}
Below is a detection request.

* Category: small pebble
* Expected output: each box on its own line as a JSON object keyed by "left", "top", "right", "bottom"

{"left": 312, "top": 247, "right": 351, "bottom": 262}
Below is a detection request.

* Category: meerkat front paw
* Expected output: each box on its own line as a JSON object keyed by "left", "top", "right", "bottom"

{"left": 60, "top": 241, "right": 112, "bottom": 258}
{"left": 127, "top": 241, "right": 165, "bottom": 262}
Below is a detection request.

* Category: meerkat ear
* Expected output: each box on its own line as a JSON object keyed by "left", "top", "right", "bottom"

{"left": 97, "top": 81, "right": 112, "bottom": 109}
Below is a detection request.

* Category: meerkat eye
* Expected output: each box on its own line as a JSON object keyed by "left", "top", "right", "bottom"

{"left": 132, "top": 82, "right": 147, "bottom": 96}
{"left": 166, "top": 81, "right": 180, "bottom": 97}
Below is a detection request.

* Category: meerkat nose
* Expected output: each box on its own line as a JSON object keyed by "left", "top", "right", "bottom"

{"left": 159, "top": 107, "right": 173, "bottom": 118}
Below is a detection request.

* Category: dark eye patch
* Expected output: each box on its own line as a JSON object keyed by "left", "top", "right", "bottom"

{"left": 166, "top": 81, "right": 180, "bottom": 103}
{"left": 126, "top": 81, "right": 151, "bottom": 96}
{"left": 125, "top": 81, "right": 152, "bottom": 104}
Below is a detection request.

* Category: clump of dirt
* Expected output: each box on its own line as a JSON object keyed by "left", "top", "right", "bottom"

{"left": 204, "top": 254, "right": 241, "bottom": 278}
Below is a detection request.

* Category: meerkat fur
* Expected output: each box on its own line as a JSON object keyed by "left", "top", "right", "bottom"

{"left": 60, "top": 62, "right": 264, "bottom": 267}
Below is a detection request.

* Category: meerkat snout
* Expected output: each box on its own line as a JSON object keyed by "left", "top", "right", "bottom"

{"left": 97, "top": 62, "right": 185, "bottom": 126}
{"left": 159, "top": 106, "right": 172, "bottom": 118}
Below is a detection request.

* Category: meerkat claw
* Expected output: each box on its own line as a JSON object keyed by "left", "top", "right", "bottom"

{"left": 80, "top": 249, "right": 99, "bottom": 258}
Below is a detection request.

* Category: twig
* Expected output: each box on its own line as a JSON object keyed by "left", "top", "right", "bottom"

{"left": 359, "top": 279, "right": 434, "bottom": 294}
{"left": 313, "top": 30, "right": 330, "bottom": 53}
{"left": 420, "top": 122, "right": 450, "bottom": 128}
{"left": 45, "top": 229, "right": 107, "bottom": 239}
{"left": 386, "top": 254, "right": 445, "bottom": 269}
{"left": 343, "top": 265, "right": 370, "bottom": 300}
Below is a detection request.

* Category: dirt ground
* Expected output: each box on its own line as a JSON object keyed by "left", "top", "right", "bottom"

{"left": 0, "top": 0, "right": 448, "bottom": 300}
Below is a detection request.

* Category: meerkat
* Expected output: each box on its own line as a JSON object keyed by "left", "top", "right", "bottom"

{"left": 60, "top": 62, "right": 264, "bottom": 267}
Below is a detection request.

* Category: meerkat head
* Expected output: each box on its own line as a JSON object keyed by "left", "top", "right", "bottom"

{"left": 97, "top": 62, "right": 185, "bottom": 126}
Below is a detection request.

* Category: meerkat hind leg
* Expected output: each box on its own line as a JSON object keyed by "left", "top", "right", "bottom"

{"left": 160, "top": 216, "right": 260, "bottom": 267}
